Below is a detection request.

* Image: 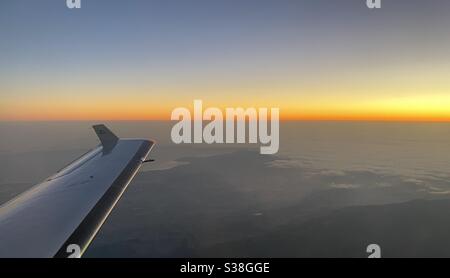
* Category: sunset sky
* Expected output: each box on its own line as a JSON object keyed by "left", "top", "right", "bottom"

{"left": 1, "top": 0, "right": 450, "bottom": 121}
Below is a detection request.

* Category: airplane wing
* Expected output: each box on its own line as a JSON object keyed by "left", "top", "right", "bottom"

{"left": 0, "top": 125, "right": 155, "bottom": 258}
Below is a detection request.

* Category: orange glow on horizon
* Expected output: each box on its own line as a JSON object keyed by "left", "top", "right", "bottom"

{"left": 2, "top": 109, "right": 450, "bottom": 122}
{"left": 2, "top": 91, "right": 450, "bottom": 122}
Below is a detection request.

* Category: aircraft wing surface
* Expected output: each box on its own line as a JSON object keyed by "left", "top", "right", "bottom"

{"left": 0, "top": 125, "right": 154, "bottom": 258}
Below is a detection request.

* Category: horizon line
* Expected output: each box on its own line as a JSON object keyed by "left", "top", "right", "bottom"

{"left": 1, "top": 118, "right": 450, "bottom": 123}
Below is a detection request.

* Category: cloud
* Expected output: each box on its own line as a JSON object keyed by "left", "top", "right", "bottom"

{"left": 403, "top": 178, "right": 424, "bottom": 185}
{"left": 266, "top": 159, "right": 308, "bottom": 168}
{"left": 319, "top": 169, "right": 346, "bottom": 176}
{"left": 330, "top": 183, "right": 361, "bottom": 189}
{"left": 426, "top": 186, "right": 450, "bottom": 195}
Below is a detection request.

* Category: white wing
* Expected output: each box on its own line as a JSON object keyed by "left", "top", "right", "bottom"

{"left": 0, "top": 125, "right": 154, "bottom": 258}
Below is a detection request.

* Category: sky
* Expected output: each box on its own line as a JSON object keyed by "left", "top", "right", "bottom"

{"left": 1, "top": 0, "right": 450, "bottom": 121}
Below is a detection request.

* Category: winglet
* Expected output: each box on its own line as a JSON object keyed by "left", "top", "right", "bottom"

{"left": 93, "top": 124, "right": 119, "bottom": 150}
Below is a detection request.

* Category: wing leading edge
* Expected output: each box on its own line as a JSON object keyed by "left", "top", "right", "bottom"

{"left": 0, "top": 125, "right": 155, "bottom": 258}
